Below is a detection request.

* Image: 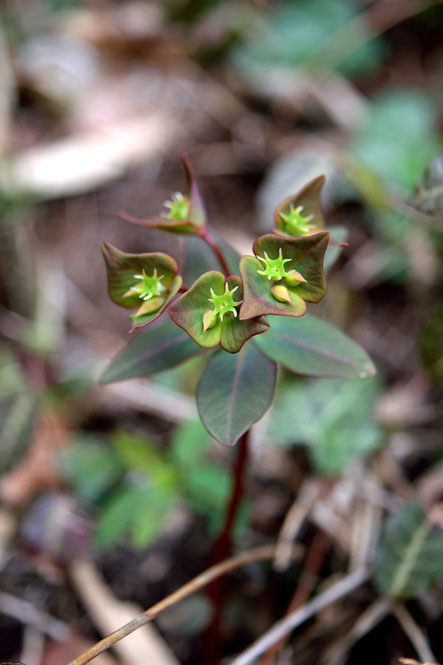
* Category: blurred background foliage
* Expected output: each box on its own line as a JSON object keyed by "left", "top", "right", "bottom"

{"left": 0, "top": 1, "right": 442, "bottom": 664}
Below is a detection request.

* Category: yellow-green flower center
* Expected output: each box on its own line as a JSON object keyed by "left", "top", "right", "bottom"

{"left": 279, "top": 204, "right": 315, "bottom": 235}
{"left": 203, "top": 283, "right": 242, "bottom": 330}
{"left": 126, "top": 269, "right": 166, "bottom": 301}
{"left": 257, "top": 249, "right": 292, "bottom": 281}
{"left": 163, "top": 192, "right": 190, "bottom": 221}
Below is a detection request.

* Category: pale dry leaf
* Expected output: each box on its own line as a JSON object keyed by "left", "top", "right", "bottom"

{"left": 70, "top": 558, "right": 180, "bottom": 665}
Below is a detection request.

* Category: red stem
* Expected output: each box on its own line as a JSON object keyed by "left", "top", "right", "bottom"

{"left": 202, "top": 429, "right": 250, "bottom": 665}
{"left": 199, "top": 229, "right": 231, "bottom": 277}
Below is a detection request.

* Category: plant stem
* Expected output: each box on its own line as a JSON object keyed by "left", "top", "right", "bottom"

{"left": 66, "top": 544, "right": 284, "bottom": 665}
{"left": 199, "top": 228, "right": 231, "bottom": 277}
{"left": 202, "top": 429, "right": 250, "bottom": 665}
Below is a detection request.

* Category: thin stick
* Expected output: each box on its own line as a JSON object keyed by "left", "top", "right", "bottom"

{"left": 393, "top": 603, "right": 436, "bottom": 664}
{"left": 67, "top": 544, "right": 290, "bottom": 665}
{"left": 258, "top": 530, "right": 330, "bottom": 665}
{"left": 229, "top": 568, "right": 369, "bottom": 665}
{"left": 198, "top": 229, "right": 231, "bottom": 277}
{"left": 0, "top": 590, "right": 70, "bottom": 641}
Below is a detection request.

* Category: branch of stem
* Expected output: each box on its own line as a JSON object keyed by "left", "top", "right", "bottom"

{"left": 199, "top": 229, "right": 231, "bottom": 277}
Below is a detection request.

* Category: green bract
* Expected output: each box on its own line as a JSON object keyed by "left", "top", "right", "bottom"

{"left": 274, "top": 175, "right": 325, "bottom": 237}
{"left": 118, "top": 154, "right": 207, "bottom": 235}
{"left": 169, "top": 271, "right": 269, "bottom": 353}
{"left": 239, "top": 232, "right": 329, "bottom": 320}
{"left": 102, "top": 242, "right": 182, "bottom": 332}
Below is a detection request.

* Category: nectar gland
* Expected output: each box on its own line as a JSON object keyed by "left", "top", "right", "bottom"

{"left": 203, "top": 283, "right": 243, "bottom": 331}
{"left": 124, "top": 269, "right": 166, "bottom": 301}
{"left": 163, "top": 192, "right": 190, "bottom": 221}
{"left": 279, "top": 204, "right": 315, "bottom": 235}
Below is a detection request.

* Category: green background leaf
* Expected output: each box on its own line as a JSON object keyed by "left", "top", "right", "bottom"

{"left": 374, "top": 499, "right": 443, "bottom": 599}
{"left": 268, "top": 376, "right": 383, "bottom": 475}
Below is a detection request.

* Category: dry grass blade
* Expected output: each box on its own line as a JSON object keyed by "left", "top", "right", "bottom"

{"left": 229, "top": 568, "right": 369, "bottom": 665}
{"left": 66, "top": 544, "right": 300, "bottom": 665}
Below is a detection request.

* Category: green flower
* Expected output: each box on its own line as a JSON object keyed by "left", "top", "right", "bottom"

{"left": 118, "top": 155, "right": 206, "bottom": 235}
{"left": 102, "top": 243, "right": 182, "bottom": 331}
{"left": 239, "top": 232, "right": 329, "bottom": 320}
{"left": 274, "top": 175, "right": 325, "bottom": 237}
{"left": 169, "top": 271, "right": 269, "bottom": 353}
{"left": 278, "top": 205, "right": 315, "bottom": 236}
{"left": 163, "top": 191, "right": 190, "bottom": 222}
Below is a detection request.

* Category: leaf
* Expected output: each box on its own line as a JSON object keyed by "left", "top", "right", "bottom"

{"left": 268, "top": 376, "right": 383, "bottom": 475}
{"left": 350, "top": 89, "right": 438, "bottom": 191}
{"left": 111, "top": 430, "right": 164, "bottom": 476}
{"left": 58, "top": 436, "right": 122, "bottom": 503}
{"left": 169, "top": 271, "right": 269, "bottom": 353}
{"left": 374, "top": 499, "right": 443, "bottom": 599}
{"left": 274, "top": 175, "right": 325, "bottom": 236}
{"left": 254, "top": 315, "right": 375, "bottom": 378}
{"left": 95, "top": 483, "right": 178, "bottom": 550}
{"left": 184, "top": 463, "right": 232, "bottom": 514}
{"left": 100, "top": 318, "right": 204, "bottom": 383}
{"left": 239, "top": 232, "right": 328, "bottom": 320}
{"left": 231, "top": 0, "right": 385, "bottom": 78}
{"left": 196, "top": 344, "right": 277, "bottom": 445}
{"left": 169, "top": 418, "right": 213, "bottom": 468}
{"left": 412, "top": 154, "right": 443, "bottom": 214}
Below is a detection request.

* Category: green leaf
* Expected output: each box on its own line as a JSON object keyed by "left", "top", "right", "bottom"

{"left": 100, "top": 318, "right": 204, "bottom": 383}
{"left": 351, "top": 89, "right": 439, "bottom": 191}
{"left": 111, "top": 430, "right": 164, "bottom": 476}
{"left": 169, "top": 271, "right": 269, "bottom": 353}
{"left": 197, "top": 344, "right": 277, "bottom": 445}
{"left": 130, "top": 488, "right": 178, "bottom": 549}
{"left": 374, "top": 499, "right": 443, "bottom": 599}
{"left": 412, "top": 154, "right": 443, "bottom": 214}
{"left": 269, "top": 376, "right": 383, "bottom": 475}
{"left": 240, "top": 232, "right": 328, "bottom": 320}
{"left": 231, "top": 0, "right": 386, "bottom": 78}
{"left": 184, "top": 463, "right": 232, "bottom": 514}
{"left": 170, "top": 418, "right": 213, "bottom": 468}
{"left": 255, "top": 315, "right": 375, "bottom": 378}
{"left": 95, "top": 483, "right": 178, "bottom": 550}
{"left": 274, "top": 175, "right": 325, "bottom": 237}
{"left": 58, "top": 436, "right": 122, "bottom": 503}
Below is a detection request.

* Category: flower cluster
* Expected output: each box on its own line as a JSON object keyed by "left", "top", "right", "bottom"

{"left": 103, "top": 157, "right": 331, "bottom": 351}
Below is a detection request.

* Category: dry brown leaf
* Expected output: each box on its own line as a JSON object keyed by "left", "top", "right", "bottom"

{"left": 0, "top": 409, "right": 68, "bottom": 507}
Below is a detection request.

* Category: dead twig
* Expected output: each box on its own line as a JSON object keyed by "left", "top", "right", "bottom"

{"left": 393, "top": 604, "right": 436, "bottom": 664}
{"left": 229, "top": 568, "right": 369, "bottom": 665}
{"left": 0, "top": 591, "right": 70, "bottom": 641}
{"left": 258, "top": 530, "right": 330, "bottom": 665}
{"left": 66, "top": 544, "right": 300, "bottom": 665}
